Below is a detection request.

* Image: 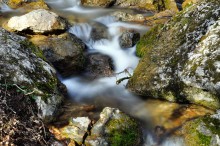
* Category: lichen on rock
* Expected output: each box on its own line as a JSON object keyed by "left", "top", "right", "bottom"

{"left": 6, "top": 9, "right": 67, "bottom": 34}
{"left": 182, "top": 111, "right": 220, "bottom": 146}
{"left": 128, "top": 0, "right": 220, "bottom": 109}
{"left": 0, "top": 27, "right": 63, "bottom": 122}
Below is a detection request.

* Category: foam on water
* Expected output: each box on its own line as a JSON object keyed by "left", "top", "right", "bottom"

{"left": 45, "top": 1, "right": 185, "bottom": 145}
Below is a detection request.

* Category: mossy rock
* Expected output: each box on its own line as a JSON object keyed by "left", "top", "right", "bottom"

{"left": 86, "top": 107, "right": 142, "bottom": 146}
{"left": 128, "top": 0, "right": 220, "bottom": 109}
{"left": 31, "top": 33, "right": 86, "bottom": 77}
{"left": 0, "top": 27, "right": 63, "bottom": 122}
{"left": 183, "top": 112, "right": 220, "bottom": 146}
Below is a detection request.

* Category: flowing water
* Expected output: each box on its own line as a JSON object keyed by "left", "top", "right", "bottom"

{"left": 0, "top": 1, "right": 214, "bottom": 145}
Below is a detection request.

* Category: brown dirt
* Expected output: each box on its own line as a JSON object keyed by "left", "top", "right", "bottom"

{"left": 0, "top": 82, "right": 55, "bottom": 146}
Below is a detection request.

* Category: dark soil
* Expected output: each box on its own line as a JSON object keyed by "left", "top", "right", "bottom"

{"left": 0, "top": 82, "right": 54, "bottom": 146}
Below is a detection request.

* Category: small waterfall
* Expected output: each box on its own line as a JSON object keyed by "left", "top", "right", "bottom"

{"left": 0, "top": 3, "right": 14, "bottom": 13}
{"left": 69, "top": 23, "right": 92, "bottom": 42}
{"left": 44, "top": 1, "right": 186, "bottom": 145}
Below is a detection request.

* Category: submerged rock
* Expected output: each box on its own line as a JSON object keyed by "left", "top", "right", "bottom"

{"left": 0, "top": 27, "right": 63, "bottom": 122}
{"left": 7, "top": 9, "right": 67, "bottom": 34}
{"left": 128, "top": 0, "right": 220, "bottom": 109}
{"left": 31, "top": 33, "right": 86, "bottom": 77}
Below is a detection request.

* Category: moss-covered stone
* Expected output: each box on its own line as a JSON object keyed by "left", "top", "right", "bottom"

{"left": 30, "top": 33, "right": 86, "bottom": 77}
{"left": 183, "top": 113, "right": 220, "bottom": 146}
{"left": 0, "top": 27, "right": 63, "bottom": 122}
{"left": 136, "top": 24, "right": 163, "bottom": 57}
{"left": 128, "top": 0, "right": 220, "bottom": 109}
{"left": 106, "top": 116, "right": 140, "bottom": 146}
{"left": 86, "top": 107, "right": 141, "bottom": 146}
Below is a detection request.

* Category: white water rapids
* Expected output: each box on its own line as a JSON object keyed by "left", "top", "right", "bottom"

{"left": 1, "top": 0, "right": 184, "bottom": 145}
{"left": 45, "top": 0, "right": 184, "bottom": 145}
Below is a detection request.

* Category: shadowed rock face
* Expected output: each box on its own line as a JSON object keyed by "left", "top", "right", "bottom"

{"left": 31, "top": 33, "right": 86, "bottom": 77}
{"left": 128, "top": 0, "right": 220, "bottom": 109}
{"left": 0, "top": 27, "right": 63, "bottom": 122}
{"left": 7, "top": 9, "right": 67, "bottom": 34}
{"left": 85, "top": 53, "right": 114, "bottom": 78}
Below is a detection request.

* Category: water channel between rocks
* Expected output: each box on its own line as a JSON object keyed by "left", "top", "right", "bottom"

{"left": 0, "top": 0, "right": 214, "bottom": 145}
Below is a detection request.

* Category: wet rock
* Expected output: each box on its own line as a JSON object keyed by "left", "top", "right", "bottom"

{"left": 85, "top": 53, "right": 114, "bottom": 78}
{"left": 114, "top": 0, "right": 179, "bottom": 12}
{"left": 119, "top": 30, "right": 140, "bottom": 49}
{"left": 133, "top": 99, "right": 213, "bottom": 132}
{"left": 31, "top": 33, "right": 86, "bottom": 77}
{"left": 182, "top": 111, "right": 220, "bottom": 145}
{"left": 0, "top": 27, "right": 63, "bottom": 122}
{"left": 128, "top": 0, "right": 220, "bottom": 109}
{"left": 144, "top": 10, "right": 175, "bottom": 26}
{"left": 112, "top": 10, "right": 174, "bottom": 26}
{"left": 113, "top": 0, "right": 157, "bottom": 11}
{"left": 7, "top": 9, "right": 67, "bottom": 34}
{"left": 111, "top": 11, "right": 146, "bottom": 23}
{"left": 90, "top": 22, "right": 109, "bottom": 41}
{"left": 50, "top": 117, "right": 91, "bottom": 145}
{"left": 50, "top": 107, "right": 141, "bottom": 146}
{"left": 86, "top": 107, "right": 141, "bottom": 146}
{"left": 182, "top": 0, "right": 201, "bottom": 9}
{"left": 81, "top": 0, "right": 116, "bottom": 8}
{"left": 3, "top": 0, "right": 48, "bottom": 9}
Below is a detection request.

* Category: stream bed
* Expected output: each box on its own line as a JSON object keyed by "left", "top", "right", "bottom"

{"left": 0, "top": 0, "right": 214, "bottom": 145}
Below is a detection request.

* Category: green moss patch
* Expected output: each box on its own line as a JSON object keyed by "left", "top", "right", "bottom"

{"left": 106, "top": 117, "right": 140, "bottom": 146}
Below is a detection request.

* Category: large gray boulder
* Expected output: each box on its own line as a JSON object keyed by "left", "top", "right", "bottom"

{"left": 7, "top": 9, "right": 67, "bottom": 34}
{"left": 0, "top": 27, "right": 63, "bottom": 122}
{"left": 128, "top": 0, "right": 220, "bottom": 109}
